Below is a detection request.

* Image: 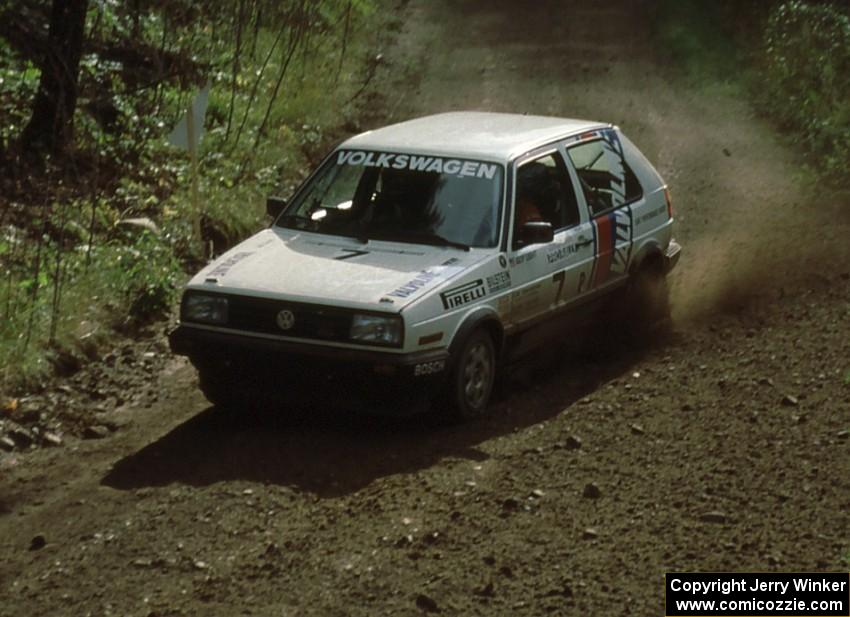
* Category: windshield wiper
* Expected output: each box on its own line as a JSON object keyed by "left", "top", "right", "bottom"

{"left": 276, "top": 213, "right": 312, "bottom": 228}
{"left": 385, "top": 231, "right": 470, "bottom": 251}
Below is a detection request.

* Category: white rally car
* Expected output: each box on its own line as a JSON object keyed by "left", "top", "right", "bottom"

{"left": 170, "top": 112, "right": 680, "bottom": 419}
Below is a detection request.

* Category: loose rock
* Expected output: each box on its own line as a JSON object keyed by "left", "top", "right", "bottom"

{"left": 10, "top": 427, "right": 34, "bottom": 448}
{"left": 42, "top": 432, "right": 63, "bottom": 447}
{"left": 582, "top": 482, "right": 601, "bottom": 499}
{"left": 564, "top": 435, "right": 582, "bottom": 450}
{"left": 501, "top": 497, "right": 520, "bottom": 511}
{"left": 781, "top": 394, "right": 798, "bottom": 407}
{"left": 700, "top": 511, "right": 728, "bottom": 524}
{"left": 582, "top": 527, "right": 599, "bottom": 539}
{"left": 83, "top": 425, "right": 111, "bottom": 440}
{"left": 415, "top": 593, "right": 439, "bottom": 613}
{"left": 29, "top": 534, "right": 46, "bottom": 551}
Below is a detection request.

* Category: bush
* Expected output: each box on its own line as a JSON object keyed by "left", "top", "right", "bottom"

{"left": 0, "top": 221, "right": 181, "bottom": 391}
{"left": 760, "top": 1, "right": 850, "bottom": 181}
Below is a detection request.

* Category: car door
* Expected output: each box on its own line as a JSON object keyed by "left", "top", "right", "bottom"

{"left": 565, "top": 128, "right": 641, "bottom": 292}
{"left": 505, "top": 148, "right": 589, "bottom": 327}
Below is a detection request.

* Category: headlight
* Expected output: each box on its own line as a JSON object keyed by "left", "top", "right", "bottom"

{"left": 183, "top": 293, "right": 228, "bottom": 325}
{"left": 349, "top": 314, "right": 402, "bottom": 346}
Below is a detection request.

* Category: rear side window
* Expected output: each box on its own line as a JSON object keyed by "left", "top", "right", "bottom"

{"left": 567, "top": 131, "right": 642, "bottom": 216}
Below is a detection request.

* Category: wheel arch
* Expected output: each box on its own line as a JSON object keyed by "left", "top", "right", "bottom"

{"left": 630, "top": 239, "right": 665, "bottom": 276}
{"left": 447, "top": 306, "right": 506, "bottom": 360}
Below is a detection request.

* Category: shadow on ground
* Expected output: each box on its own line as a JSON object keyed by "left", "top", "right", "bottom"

{"left": 102, "top": 333, "right": 662, "bottom": 498}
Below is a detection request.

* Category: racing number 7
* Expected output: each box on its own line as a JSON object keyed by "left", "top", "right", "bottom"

{"left": 552, "top": 270, "right": 566, "bottom": 305}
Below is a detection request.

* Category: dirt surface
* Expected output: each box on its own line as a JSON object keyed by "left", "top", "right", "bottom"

{"left": 2, "top": 1, "right": 849, "bottom": 615}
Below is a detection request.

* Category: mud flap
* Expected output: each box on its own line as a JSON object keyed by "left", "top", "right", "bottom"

{"left": 663, "top": 239, "right": 682, "bottom": 274}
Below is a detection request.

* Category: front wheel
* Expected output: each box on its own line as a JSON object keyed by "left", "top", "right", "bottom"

{"left": 197, "top": 364, "right": 242, "bottom": 408}
{"left": 443, "top": 330, "right": 497, "bottom": 421}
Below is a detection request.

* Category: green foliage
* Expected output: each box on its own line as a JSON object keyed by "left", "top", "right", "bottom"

{"left": 759, "top": 1, "right": 850, "bottom": 183}
{"left": 0, "top": 51, "right": 39, "bottom": 148}
{"left": 110, "top": 231, "right": 181, "bottom": 321}
{"left": 0, "top": 0, "right": 386, "bottom": 391}
{"left": 0, "top": 220, "right": 182, "bottom": 390}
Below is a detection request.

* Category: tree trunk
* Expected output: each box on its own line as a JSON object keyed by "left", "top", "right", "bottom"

{"left": 20, "top": 0, "right": 90, "bottom": 157}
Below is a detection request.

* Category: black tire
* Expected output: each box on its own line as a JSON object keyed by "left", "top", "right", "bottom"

{"left": 197, "top": 367, "right": 237, "bottom": 408}
{"left": 443, "top": 329, "right": 497, "bottom": 421}
{"left": 625, "top": 261, "right": 671, "bottom": 343}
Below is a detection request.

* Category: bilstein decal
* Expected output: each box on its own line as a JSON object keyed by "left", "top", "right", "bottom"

{"left": 486, "top": 271, "right": 511, "bottom": 293}
{"left": 441, "top": 280, "right": 486, "bottom": 309}
{"left": 336, "top": 150, "right": 499, "bottom": 180}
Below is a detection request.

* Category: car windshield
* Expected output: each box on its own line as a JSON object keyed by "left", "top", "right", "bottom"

{"left": 275, "top": 150, "right": 504, "bottom": 248}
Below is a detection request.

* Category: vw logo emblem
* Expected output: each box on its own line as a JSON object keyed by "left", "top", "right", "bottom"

{"left": 276, "top": 309, "right": 295, "bottom": 331}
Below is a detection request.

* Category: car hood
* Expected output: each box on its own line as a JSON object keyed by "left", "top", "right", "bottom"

{"left": 188, "top": 228, "right": 485, "bottom": 311}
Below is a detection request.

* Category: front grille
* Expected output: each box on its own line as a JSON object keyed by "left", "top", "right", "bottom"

{"left": 181, "top": 290, "right": 403, "bottom": 348}
{"left": 225, "top": 295, "right": 355, "bottom": 344}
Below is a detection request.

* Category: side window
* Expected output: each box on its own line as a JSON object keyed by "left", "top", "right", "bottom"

{"left": 513, "top": 152, "right": 579, "bottom": 247}
{"left": 567, "top": 136, "right": 642, "bottom": 216}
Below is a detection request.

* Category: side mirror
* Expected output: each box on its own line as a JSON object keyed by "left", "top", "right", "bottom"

{"left": 266, "top": 196, "right": 287, "bottom": 219}
{"left": 519, "top": 221, "right": 554, "bottom": 246}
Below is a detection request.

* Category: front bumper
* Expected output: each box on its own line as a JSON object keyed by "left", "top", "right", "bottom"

{"left": 169, "top": 324, "right": 450, "bottom": 409}
{"left": 664, "top": 239, "right": 682, "bottom": 273}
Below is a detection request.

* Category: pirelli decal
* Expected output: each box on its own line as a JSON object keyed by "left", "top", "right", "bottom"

{"left": 441, "top": 279, "right": 486, "bottom": 309}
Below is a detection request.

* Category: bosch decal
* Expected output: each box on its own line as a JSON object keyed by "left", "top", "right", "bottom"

{"left": 414, "top": 360, "right": 445, "bottom": 377}
{"left": 441, "top": 280, "right": 486, "bottom": 309}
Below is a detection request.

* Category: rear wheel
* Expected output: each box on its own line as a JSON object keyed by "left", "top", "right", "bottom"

{"left": 443, "top": 329, "right": 497, "bottom": 421}
{"left": 625, "top": 260, "right": 671, "bottom": 342}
